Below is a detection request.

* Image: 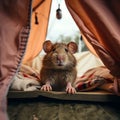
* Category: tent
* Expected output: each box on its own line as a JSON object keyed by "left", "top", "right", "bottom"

{"left": 0, "top": 0, "right": 120, "bottom": 119}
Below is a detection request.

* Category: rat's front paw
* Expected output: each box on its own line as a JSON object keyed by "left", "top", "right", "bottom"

{"left": 66, "top": 86, "right": 76, "bottom": 94}
{"left": 41, "top": 84, "right": 52, "bottom": 91}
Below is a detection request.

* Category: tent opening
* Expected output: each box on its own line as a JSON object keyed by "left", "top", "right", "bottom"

{"left": 7, "top": 0, "right": 119, "bottom": 96}
{"left": 43, "top": 0, "right": 88, "bottom": 54}
{"left": 8, "top": 0, "right": 114, "bottom": 95}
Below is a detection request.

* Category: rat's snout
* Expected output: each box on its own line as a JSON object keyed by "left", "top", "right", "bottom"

{"left": 56, "top": 54, "right": 65, "bottom": 66}
{"left": 57, "top": 55, "right": 65, "bottom": 61}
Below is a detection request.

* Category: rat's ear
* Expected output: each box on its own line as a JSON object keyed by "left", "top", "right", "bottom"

{"left": 43, "top": 40, "right": 53, "bottom": 53}
{"left": 67, "top": 42, "right": 78, "bottom": 54}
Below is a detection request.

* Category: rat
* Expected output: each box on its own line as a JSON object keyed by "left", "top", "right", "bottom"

{"left": 40, "top": 40, "right": 78, "bottom": 94}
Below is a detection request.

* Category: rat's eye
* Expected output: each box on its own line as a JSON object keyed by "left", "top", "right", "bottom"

{"left": 52, "top": 48, "right": 56, "bottom": 52}
{"left": 65, "top": 48, "right": 68, "bottom": 52}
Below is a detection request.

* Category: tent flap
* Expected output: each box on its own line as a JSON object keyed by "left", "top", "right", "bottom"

{"left": 0, "top": 0, "right": 32, "bottom": 119}
{"left": 22, "top": 0, "right": 52, "bottom": 63}
{"left": 65, "top": 0, "right": 120, "bottom": 94}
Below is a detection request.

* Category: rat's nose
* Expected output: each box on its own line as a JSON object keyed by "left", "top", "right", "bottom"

{"left": 57, "top": 55, "right": 65, "bottom": 65}
{"left": 57, "top": 55, "right": 64, "bottom": 61}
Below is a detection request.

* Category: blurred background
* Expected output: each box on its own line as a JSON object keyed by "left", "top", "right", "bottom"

{"left": 45, "top": 0, "right": 88, "bottom": 53}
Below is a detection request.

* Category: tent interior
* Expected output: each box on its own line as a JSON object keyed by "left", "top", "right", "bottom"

{"left": 0, "top": 0, "right": 120, "bottom": 119}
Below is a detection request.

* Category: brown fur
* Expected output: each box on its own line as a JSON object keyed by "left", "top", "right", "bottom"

{"left": 40, "top": 40, "right": 78, "bottom": 93}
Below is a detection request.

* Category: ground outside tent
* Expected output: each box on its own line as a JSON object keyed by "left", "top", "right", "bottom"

{"left": 7, "top": 96, "right": 120, "bottom": 120}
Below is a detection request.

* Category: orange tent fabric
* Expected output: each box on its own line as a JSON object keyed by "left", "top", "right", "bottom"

{"left": 65, "top": 0, "right": 120, "bottom": 77}
{"left": 22, "top": 0, "right": 52, "bottom": 63}
{"left": 65, "top": 0, "right": 120, "bottom": 94}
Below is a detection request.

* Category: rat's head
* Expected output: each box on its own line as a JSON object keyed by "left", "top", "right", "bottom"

{"left": 42, "top": 40, "right": 78, "bottom": 70}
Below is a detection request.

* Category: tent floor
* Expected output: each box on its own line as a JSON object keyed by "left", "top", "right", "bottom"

{"left": 8, "top": 90, "right": 120, "bottom": 102}
{"left": 7, "top": 91, "right": 120, "bottom": 120}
